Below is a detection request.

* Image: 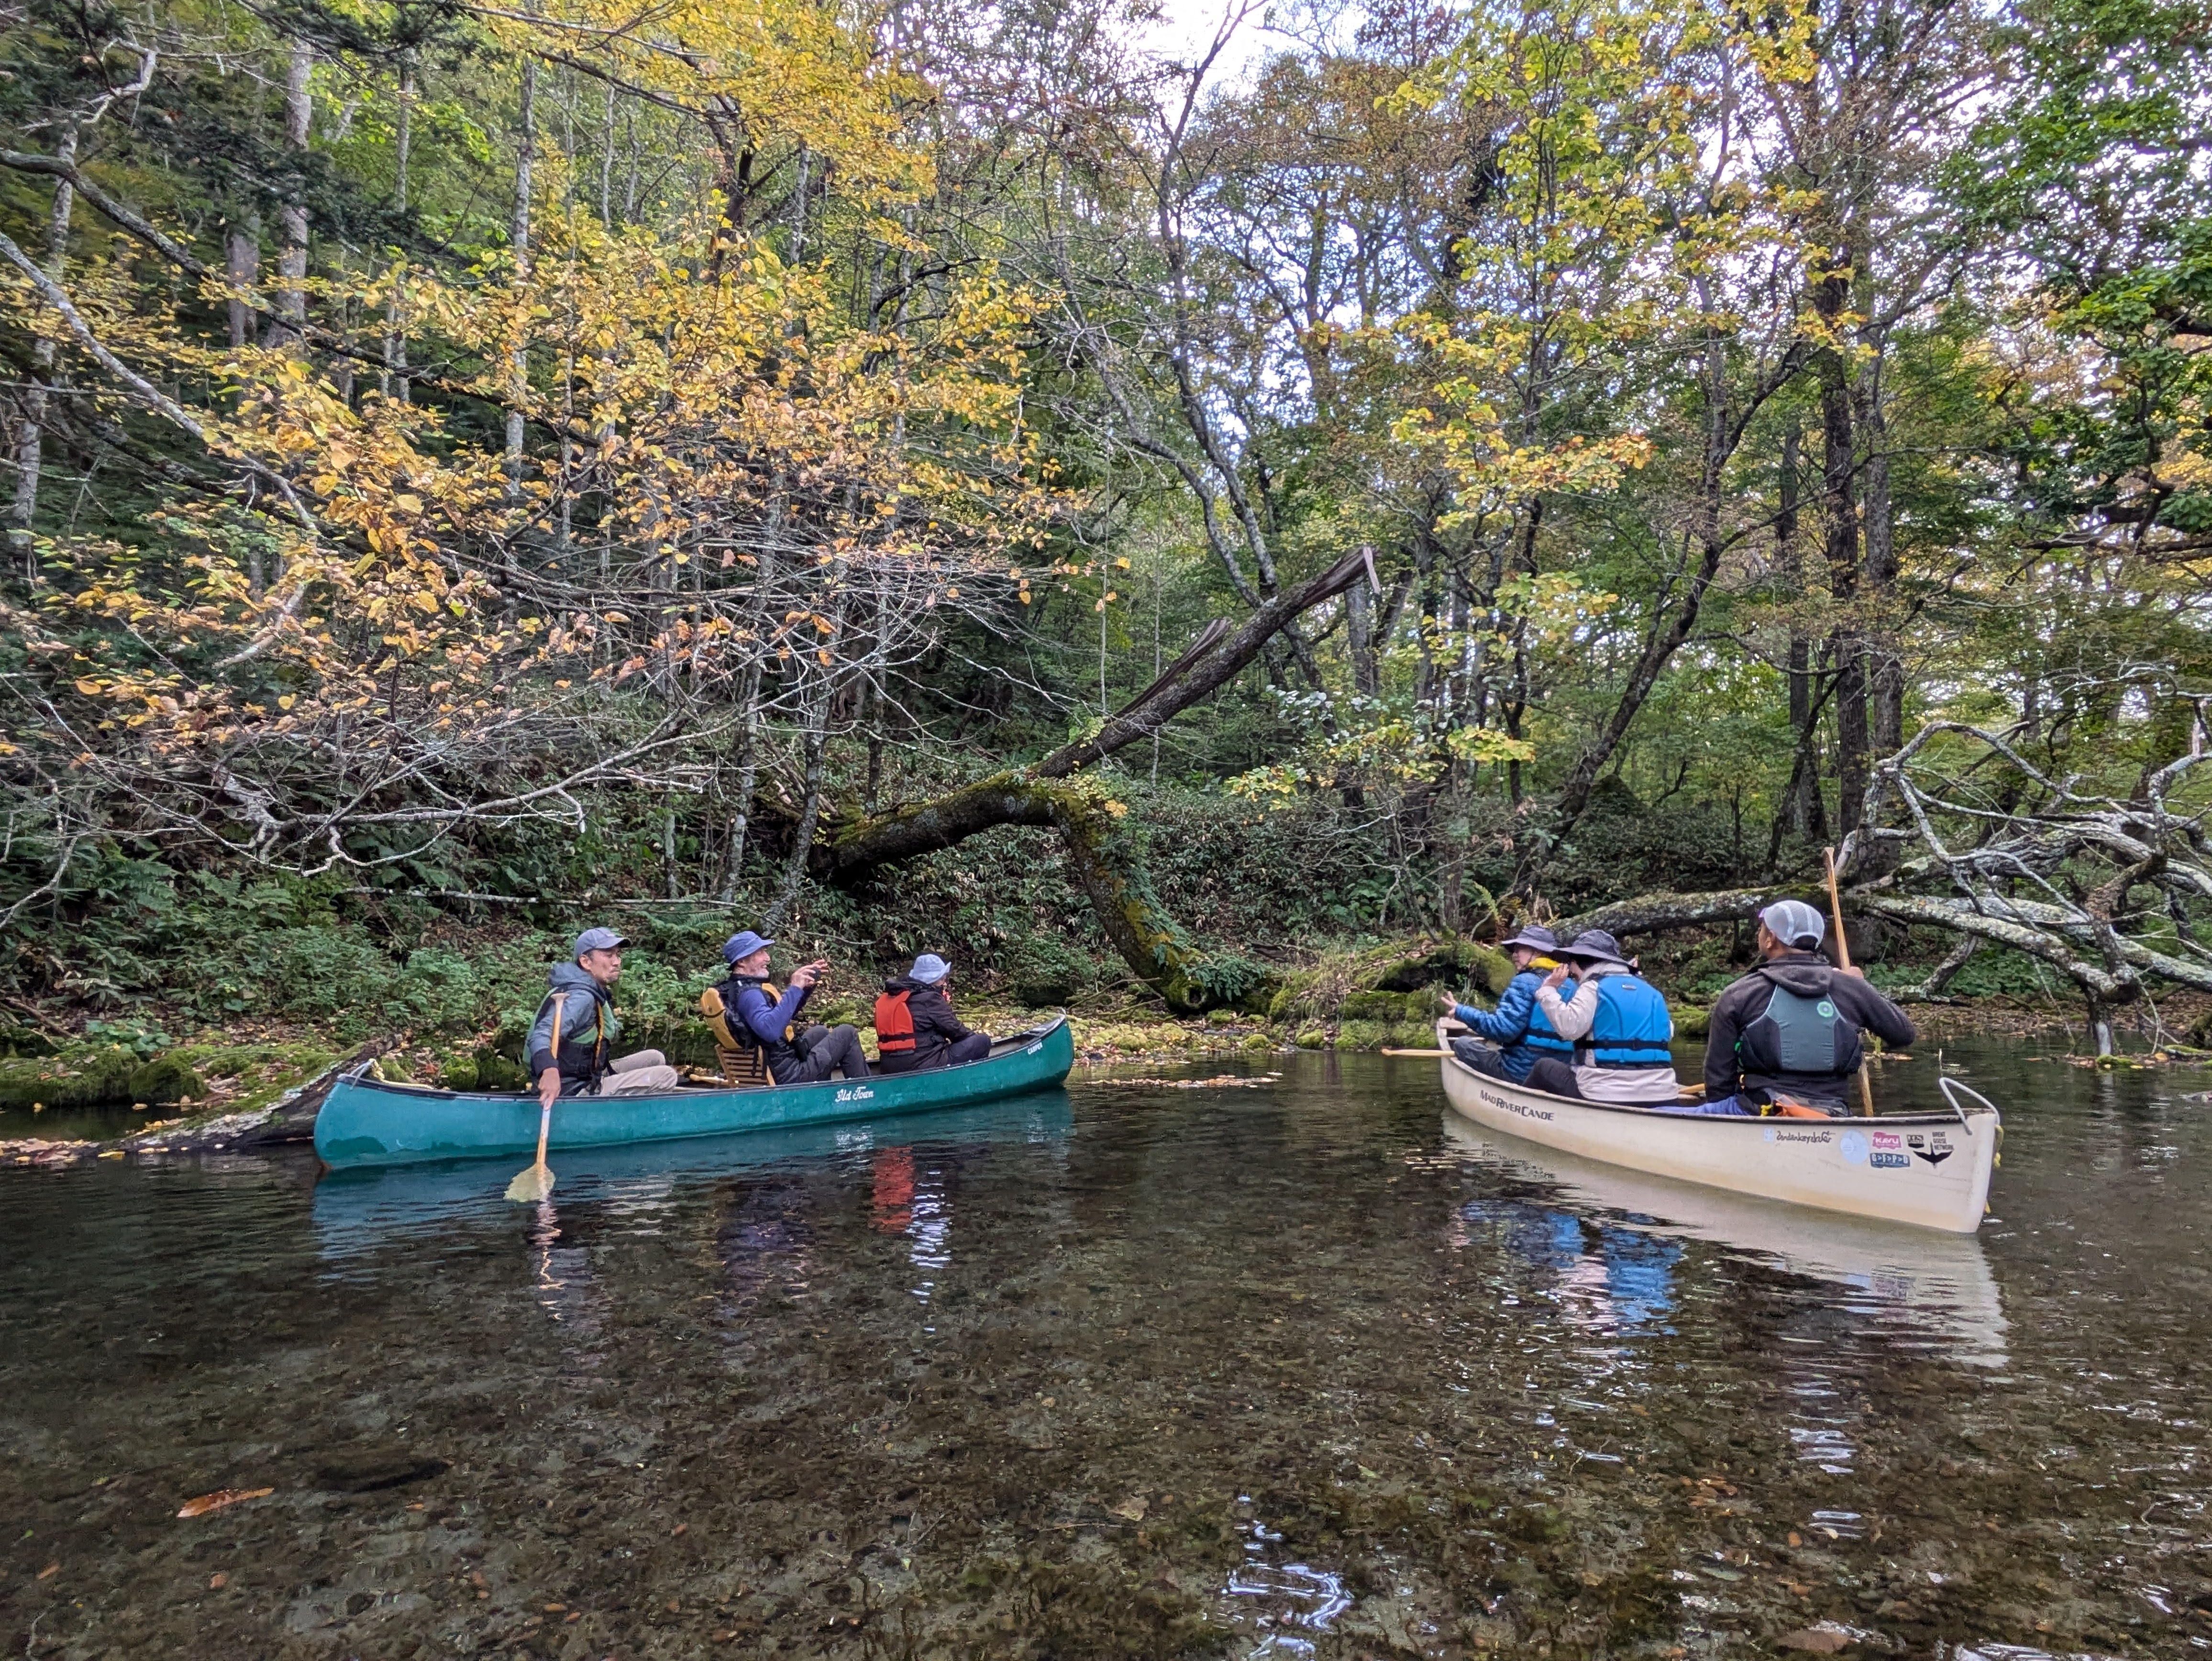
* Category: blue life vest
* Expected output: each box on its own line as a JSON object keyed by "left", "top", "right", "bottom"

{"left": 1522, "top": 986, "right": 1574, "bottom": 1055}
{"left": 1577, "top": 974, "right": 1674, "bottom": 1068}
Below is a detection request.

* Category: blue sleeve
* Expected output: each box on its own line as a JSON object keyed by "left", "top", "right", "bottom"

{"left": 1460, "top": 974, "right": 1536, "bottom": 1042}
{"left": 738, "top": 985, "right": 808, "bottom": 1043}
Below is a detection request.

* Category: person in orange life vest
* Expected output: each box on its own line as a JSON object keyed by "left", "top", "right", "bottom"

{"left": 714, "top": 930, "right": 871, "bottom": 1084}
{"left": 874, "top": 954, "right": 992, "bottom": 1074}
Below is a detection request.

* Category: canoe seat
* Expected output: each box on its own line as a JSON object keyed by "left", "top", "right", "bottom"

{"left": 700, "top": 986, "right": 777, "bottom": 1088}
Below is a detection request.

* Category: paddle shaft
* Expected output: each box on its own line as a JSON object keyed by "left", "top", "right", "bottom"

{"left": 517, "top": 993, "right": 565, "bottom": 1192}
{"left": 1824, "top": 849, "right": 1878, "bottom": 1118}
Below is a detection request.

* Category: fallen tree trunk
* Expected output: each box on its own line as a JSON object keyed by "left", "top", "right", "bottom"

{"left": 1552, "top": 887, "right": 1781, "bottom": 942}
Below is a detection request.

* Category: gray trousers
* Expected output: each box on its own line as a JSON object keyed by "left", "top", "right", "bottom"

{"left": 593, "top": 1050, "right": 681, "bottom": 1095}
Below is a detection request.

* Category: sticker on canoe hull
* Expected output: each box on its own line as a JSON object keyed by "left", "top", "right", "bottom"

{"left": 1838, "top": 1129, "right": 1869, "bottom": 1165}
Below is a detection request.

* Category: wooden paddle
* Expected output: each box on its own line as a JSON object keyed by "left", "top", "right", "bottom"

{"left": 506, "top": 992, "right": 565, "bottom": 1202}
{"left": 1383, "top": 1047, "right": 1452, "bottom": 1057}
{"left": 1823, "top": 848, "right": 1878, "bottom": 1118}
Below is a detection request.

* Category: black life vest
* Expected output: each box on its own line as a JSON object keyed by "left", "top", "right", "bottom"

{"left": 538, "top": 986, "right": 609, "bottom": 1085}
{"left": 715, "top": 976, "right": 795, "bottom": 1042}
{"left": 875, "top": 988, "right": 916, "bottom": 1053}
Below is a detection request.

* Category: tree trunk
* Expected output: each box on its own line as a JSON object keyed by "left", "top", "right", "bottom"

{"left": 8, "top": 122, "right": 75, "bottom": 574}
{"left": 266, "top": 42, "right": 313, "bottom": 347}
{"left": 381, "top": 54, "right": 413, "bottom": 404}
{"left": 1777, "top": 422, "right": 1819, "bottom": 837}
{"left": 1815, "top": 263, "right": 1867, "bottom": 832}
{"left": 813, "top": 552, "right": 1367, "bottom": 1006}
{"left": 762, "top": 604, "right": 847, "bottom": 933}
{"left": 227, "top": 218, "right": 259, "bottom": 350}
{"left": 506, "top": 60, "right": 537, "bottom": 494}
{"left": 1858, "top": 361, "right": 1902, "bottom": 761}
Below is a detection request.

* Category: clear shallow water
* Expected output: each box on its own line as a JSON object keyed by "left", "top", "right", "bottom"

{"left": 1, "top": 1043, "right": 2208, "bottom": 1659}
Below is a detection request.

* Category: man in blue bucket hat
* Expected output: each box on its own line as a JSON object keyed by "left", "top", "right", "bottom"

{"left": 710, "top": 930, "right": 871, "bottom": 1084}
{"left": 529, "top": 927, "right": 682, "bottom": 1110}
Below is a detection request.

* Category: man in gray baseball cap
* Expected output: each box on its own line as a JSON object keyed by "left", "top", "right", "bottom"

{"left": 1694, "top": 897, "right": 1917, "bottom": 1115}
{"left": 527, "top": 927, "right": 681, "bottom": 1109}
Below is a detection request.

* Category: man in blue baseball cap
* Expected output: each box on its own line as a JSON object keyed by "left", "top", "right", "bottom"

{"left": 529, "top": 927, "right": 681, "bottom": 1110}
{"left": 709, "top": 930, "right": 871, "bottom": 1084}
{"left": 1695, "top": 899, "right": 1917, "bottom": 1116}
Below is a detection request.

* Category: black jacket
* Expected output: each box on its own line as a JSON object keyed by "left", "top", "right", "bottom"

{"left": 874, "top": 975, "right": 973, "bottom": 1074}
{"left": 1703, "top": 952, "right": 1917, "bottom": 1104}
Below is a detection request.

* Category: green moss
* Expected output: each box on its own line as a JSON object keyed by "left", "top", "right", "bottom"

{"left": 439, "top": 1054, "right": 479, "bottom": 1090}
{"left": 166, "top": 1041, "right": 338, "bottom": 1113}
{"left": 0, "top": 1047, "right": 140, "bottom": 1110}
{"left": 1674, "top": 1004, "right": 1711, "bottom": 1040}
{"left": 473, "top": 1049, "right": 529, "bottom": 1090}
{"left": 128, "top": 1054, "right": 206, "bottom": 1105}
{"left": 1294, "top": 1028, "right": 1327, "bottom": 1049}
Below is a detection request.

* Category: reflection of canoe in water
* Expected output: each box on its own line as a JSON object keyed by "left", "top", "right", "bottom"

{"left": 314, "top": 1017, "right": 1074, "bottom": 1170}
{"left": 1434, "top": 1024, "right": 1999, "bottom": 1233}
{"left": 1439, "top": 1112, "right": 2007, "bottom": 1365}
{"left": 314, "top": 1089, "right": 1074, "bottom": 1259}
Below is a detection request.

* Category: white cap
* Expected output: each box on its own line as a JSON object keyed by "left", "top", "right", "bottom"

{"left": 1759, "top": 899, "right": 1826, "bottom": 950}
{"left": 910, "top": 953, "right": 950, "bottom": 984}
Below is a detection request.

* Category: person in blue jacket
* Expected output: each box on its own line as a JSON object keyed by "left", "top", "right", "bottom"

{"left": 1438, "top": 924, "right": 1575, "bottom": 1082}
{"left": 712, "top": 930, "right": 872, "bottom": 1084}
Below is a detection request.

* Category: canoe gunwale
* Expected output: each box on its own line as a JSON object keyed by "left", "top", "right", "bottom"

{"left": 314, "top": 1015, "right": 1073, "bottom": 1168}
{"left": 340, "top": 1015, "right": 1072, "bottom": 1106}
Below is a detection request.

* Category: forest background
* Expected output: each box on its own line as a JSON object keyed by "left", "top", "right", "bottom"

{"left": 2, "top": 0, "right": 2210, "bottom": 1107}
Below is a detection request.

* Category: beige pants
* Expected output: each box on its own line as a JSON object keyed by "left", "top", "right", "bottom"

{"left": 592, "top": 1050, "right": 681, "bottom": 1096}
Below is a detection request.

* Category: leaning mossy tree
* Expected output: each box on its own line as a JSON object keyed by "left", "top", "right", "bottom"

{"left": 818, "top": 551, "right": 1371, "bottom": 1011}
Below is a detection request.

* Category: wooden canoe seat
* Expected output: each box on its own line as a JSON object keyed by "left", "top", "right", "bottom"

{"left": 700, "top": 986, "right": 776, "bottom": 1088}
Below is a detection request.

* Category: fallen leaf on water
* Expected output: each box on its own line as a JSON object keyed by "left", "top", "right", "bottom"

{"left": 671, "top": 1522, "right": 687, "bottom": 1537}
{"left": 37, "top": 1561, "right": 58, "bottom": 1580}
{"left": 1776, "top": 1628, "right": 1852, "bottom": 1654}
{"left": 177, "top": 1487, "right": 274, "bottom": 1518}
{"left": 1108, "top": 1496, "right": 1149, "bottom": 1522}
{"left": 209, "top": 1572, "right": 227, "bottom": 1590}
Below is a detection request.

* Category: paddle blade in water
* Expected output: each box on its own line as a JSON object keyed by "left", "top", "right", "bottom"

{"left": 505, "top": 1163, "right": 554, "bottom": 1203}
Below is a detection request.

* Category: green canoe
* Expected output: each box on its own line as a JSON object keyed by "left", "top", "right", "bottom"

{"left": 313, "top": 1015, "right": 1075, "bottom": 1170}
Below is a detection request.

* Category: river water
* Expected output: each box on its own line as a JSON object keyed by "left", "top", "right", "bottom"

{"left": 1, "top": 1041, "right": 2207, "bottom": 1659}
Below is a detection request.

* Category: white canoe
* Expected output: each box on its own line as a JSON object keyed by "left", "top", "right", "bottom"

{"left": 1433, "top": 1028, "right": 2000, "bottom": 1234}
{"left": 1436, "top": 1113, "right": 2008, "bottom": 1363}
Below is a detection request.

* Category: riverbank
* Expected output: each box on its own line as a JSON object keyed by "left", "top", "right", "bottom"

{"left": 4, "top": 967, "right": 2201, "bottom": 1171}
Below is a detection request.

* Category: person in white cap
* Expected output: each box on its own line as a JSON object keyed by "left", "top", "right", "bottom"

{"left": 1695, "top": 899, "right": 1917, "bottom": 1116}
{"left": 529, "top": 928, "right": 681, "bottom": 1109}
{"left": 874, "top": 953, "right": 992, "bottom": 1074}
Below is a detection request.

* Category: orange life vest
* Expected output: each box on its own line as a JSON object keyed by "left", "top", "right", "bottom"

{"left": 874, "top": 988, "right": 916, "bottom": 1054}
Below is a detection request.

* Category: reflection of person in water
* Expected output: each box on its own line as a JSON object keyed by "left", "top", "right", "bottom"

{"left": 1455, "top": 1197, "right": 1682, "bottom": 1334}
